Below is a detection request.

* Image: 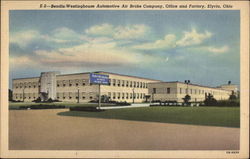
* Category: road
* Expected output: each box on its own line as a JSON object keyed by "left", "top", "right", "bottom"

{"left": 9, "top": 109, "right": 239, "bottom": 150}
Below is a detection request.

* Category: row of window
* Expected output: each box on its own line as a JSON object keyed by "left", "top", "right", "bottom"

{"left": 56, "top": 92, "right": 146, "bottom": 100}
{"left": 111, "top": 79, "right": 148, "bottom": 88}
{"left": 152, "top": 88, "right": 228, "bottom": 95}
{"left": 15, "top": 79, "right": 149, "bottom": 89}
{"left": 14, "top": 82, "right": 39, "bottom": 89}
{"left": 14, "top": 93, "right": 38, "bottom": 99}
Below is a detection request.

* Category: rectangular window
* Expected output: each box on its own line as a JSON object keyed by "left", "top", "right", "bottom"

{"left": 167, "top": 88, "right": 170, "bottom": 94}
{"left": 180, "top": 88, "right": 182, "bottom": 94}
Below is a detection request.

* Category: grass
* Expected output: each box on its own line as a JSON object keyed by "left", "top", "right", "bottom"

{"left": 58, "top": 106, "right": 240, "bottom": 128}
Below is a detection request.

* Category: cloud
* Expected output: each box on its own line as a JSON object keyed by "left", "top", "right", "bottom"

{"left": 43, "top": 27, "right": 82, "bottom": 43}
{"left": 34, "top": 41, "right": 141, "bottom": 67}
{"left": 86, "top": 23, "right": 149, "bottom": 40}
{"left": 114, "top": 24, "right": 148, "bottom": 39}
{"left": 187, "top": 45, "right": 229, "bottom": 54}
{"left": 10, "top": 30, "right": 40, "bottom": 48}
{"left": 10, "top": 56, "right": 37, "bottom": 69}
{"left": 85, "top": 23, "right": 114, "bottom": 36}
{"left": 207, "top": 45, "right": 229, "bottom": 53}
{"left": 133, "top": 34, "right": 176, "bottom": 50}
{"left": 176, "top": 28, "right": 212, "bottom": 47}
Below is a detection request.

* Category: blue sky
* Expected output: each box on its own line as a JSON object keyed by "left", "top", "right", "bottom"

{"left": 9, "top": 10, "right": 240, "bottom": 88}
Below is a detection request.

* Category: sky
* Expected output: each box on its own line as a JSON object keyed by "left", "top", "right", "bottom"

{"left": 9, "top": 10, "right": 240, "bottom": 88}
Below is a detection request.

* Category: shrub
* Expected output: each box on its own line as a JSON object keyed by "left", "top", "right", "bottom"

{"left": 32, "top": 97, "right": 41, "bottom": 103}
{"left": 70, "top": 106, "right": 104, "bottom": 112}
{"left": 204, "top": 93, "right": 217, "bottom": 106}
{"left": 182, "top": 95, "right": 191, "bottom": 105}
{"left": 19, "top": 104, "right": 65, "bottom": 109}
{"left": 115, "top": 101, "right": 131, "bottom": 106}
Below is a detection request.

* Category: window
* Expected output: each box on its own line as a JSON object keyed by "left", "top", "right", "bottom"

{"left": 126, "top": 81, "right": 129, "bottom": 87}
{"left": 82, "top": 83, "right": 85, "bottom": 86}
{"left": 90, "top": 96, "right": 93, "bottom": 99}
{"left": 117, "top": 80, "right": 120, "bottom": 87}
{"left": 167, "top": 88, "right": 170, "bottom": 94}
{"left": 76, "top": 83, "right": 78, "bottom": 86}
{"left": 153, "top": 88, "right": 156, "bottom": 93}
{"left": 82, "top": 96, "right": 85, "bottom": 99}
{"left": 57, "top": 84, "right": 60, "bottom": 87}
{"left": 180, "top": 88, "right": 182, "bottom": 94}
{"left": 113, "top": 79, "right": 116, "bottom": 86}
{"left": 122, "top": 80, "right": 124, "bottom": 87}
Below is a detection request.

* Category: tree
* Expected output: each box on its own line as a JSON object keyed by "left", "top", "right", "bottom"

{"left": 182, "top": 95, "right": 191, "bottom": 105}
{"left": 229, "top": 94, "right": 237, "bottom": 100}
{"left": 204, "top": 93, "right": 217, "bottom": 106}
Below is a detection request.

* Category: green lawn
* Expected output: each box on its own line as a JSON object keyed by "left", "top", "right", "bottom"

{"left": 58, "top": 106, "right": 240, "bottom": 128}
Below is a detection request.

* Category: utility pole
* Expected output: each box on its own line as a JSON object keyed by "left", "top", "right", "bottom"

{"left": 77, "top": 87, "right": 80, "bottom": 103}
{"left": 185, "top": 80, "right": 190, "bottom": 95}
{"left": 22, "top": 87, "right": 25, "bottom": 102}
{"left": 132, "top": 88, "right": 135, "bottom": 103}
{"left": 98, "top": 84, "right": 101, "bottom": 109}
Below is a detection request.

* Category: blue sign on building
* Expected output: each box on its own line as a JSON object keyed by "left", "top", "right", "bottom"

{"left": 90, "top": 73, "right": 110, "bottom": 85}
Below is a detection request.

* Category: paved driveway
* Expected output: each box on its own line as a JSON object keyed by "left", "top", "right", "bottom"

{"left": 9, "top": 109, "right": 239, "bottom": 150}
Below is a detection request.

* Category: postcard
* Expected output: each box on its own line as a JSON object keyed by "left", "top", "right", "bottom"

{"left": 1, "top": 0, "right": 249, "bottom": 158}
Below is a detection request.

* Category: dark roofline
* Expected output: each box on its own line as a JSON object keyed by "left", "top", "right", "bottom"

{"left": 13, "top": 77, "right": 39, "bottom": 80}
{"left": 13, "top": 71, "right": 161, "bottom": 81}
{"left": 57, "top": 72, "right": 90, "bottom": 77}
{"left": 95, "top": 71, "right": 161, "bottom": 81}
{"left": 149, "top": 81, "right": 232, "bottom": 91}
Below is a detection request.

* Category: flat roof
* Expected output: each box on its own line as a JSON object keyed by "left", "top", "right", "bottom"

{"left": 95, "top": 71, "right": 161, "bottom": 81}
{"left": 148, "top": 81, "right": 233, "bottom": 91}
{"left": 12, "top": 77, "right": 39, "bottom": 80}
{"left": 13, "top": 71, "right": 161, "bottom": 81}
